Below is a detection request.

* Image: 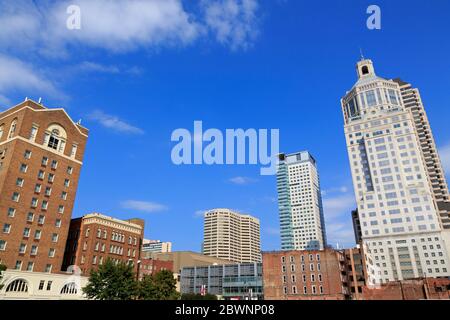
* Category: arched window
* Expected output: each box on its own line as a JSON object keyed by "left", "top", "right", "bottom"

{"left": 44, "top": 124, "right": 67, "bottom": 153}
{"left": 8, "top": 119, "right": 17, "bottom": 139}
{"left": 5, "top": 279, "right": 29, "bottom": 293}
{"left": 361, "top": 66, "right": 369, "bottom": 75}
{"left": 60, "top": 282, "right": 78, "bottom": 295}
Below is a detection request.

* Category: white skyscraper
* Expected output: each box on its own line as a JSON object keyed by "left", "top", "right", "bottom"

{"left": 277, "top": 151, "right": 327, "bottom": 251}
{"left": 342, "top": 58, "right": 450, "bottom": 285}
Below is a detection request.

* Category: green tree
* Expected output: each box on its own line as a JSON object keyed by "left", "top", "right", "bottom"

{"left": 181, "top": 293, "right": 218, "bottom": 300}
{"left": 83, "top": 259, "right": 138, "bottom": 300}
{"left": 0, "top": 264, "right": 6, "bottom": 290}
{"left": 139, "top": 269, "right": 180, "bottom": 300}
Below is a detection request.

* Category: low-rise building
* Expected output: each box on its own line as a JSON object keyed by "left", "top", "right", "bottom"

{"left": 262, "top": 249, "right": 350, "bottom": 300}
{"left": 139, "top": 258, "right": 174, "bottom": 280}
{"left": 0, "top": 269, "right": 88, "bottom": 300}
{"left": 362, "top": 278, "right": 450, "bottom": 300}
{"left": 181, "top": 262, "right": 263, "bottom": 300}
{"left": 142, "top": 239, "right": 172, "bottom": 253}
{"left": 62, "top": 213, "right": 144, "bottom": 276}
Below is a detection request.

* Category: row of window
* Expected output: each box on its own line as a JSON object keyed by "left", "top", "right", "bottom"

{"left": 281, "top": 253, "right": 321, "bottom": 264}
{"left": 283, "top": 285, "right": 324, "bottom": 295}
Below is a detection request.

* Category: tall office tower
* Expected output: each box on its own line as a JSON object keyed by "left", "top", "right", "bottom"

{"left": 341, "top": 58, "right": 450, "bottom": 285}
{"left": 277, "top": 151, "right": 327, "bottom": 251}
{"left": 202, "top": 209, "right": 261, "bottom": 263}
{"left": 0, "top": 99, "right": 88, "bottom": 273}
{"left": 393, "top": 78, "right": 450, "bottom": 228}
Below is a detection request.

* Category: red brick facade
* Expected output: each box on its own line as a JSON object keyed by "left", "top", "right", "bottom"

{"left": 139, "top": 258, "right": 174, "bottom": 280}
{"left": 0, "top": 100, "right": 88, "bottom": 273}
{"left": 362, "top": 278, "right": 450, "bottom": 300}
{"left": 262, "top": 249, "right": 350, "bottom": 300}
{"left": 62, "top": 213, "right": 144, "bottom": 276}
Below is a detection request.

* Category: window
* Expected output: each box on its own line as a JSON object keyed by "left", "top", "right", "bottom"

{"left": 51, "top": 233, "right": 58, "bottom": 243}
{"left": 41, "top": 200, "right": 48, "bottom": 210}
{"left": 45, "top": 264, "right": 52, "bottom": 273}
{"left": 45, "top": 186, "right": 52, "bottom": 196}
{"left": 38, "top": 280, "right": 45, "bottom": 290}
{"left": 46, "top": 281, "right": 52, "bottom": 291}
{"left": 12, "top": 192, "right": 20, "bottom": 202}
{"left": 0, "top": 240, "right": 6, "bottom": 251}
{"left": 64, "top": 179, "right": 70, "bottom": 187}
{"left": 30, "top": 245, "right": 38, "bottom": 256}
{"left": 23, "top": 227, "right": 30, "bottom": 237}
{"left": 14, "top": 260, "right": 22, "bottom": 270}
{"left": 55, "top": 219, "right": 61, "bottom": 228}
{"left": 42, "top": 157, "right": 48, "bottom": 166}
{"left": 7, "top": 207, "right": 16, "bottom": 217}
{"left": 48, "top": 248, "right": 55, "bottom": 257}
{"left": 71, "top": 144, "right": 78, "bottom": 158}
{"left": 31, "top": 198, "right": 38, "bottom": 208}
{"left": 38, "top": 170, "right": 45, "bottom": 180}
{"left": 19, "top": 243, "right": 26, "bottom": 254}
{"left": 29, "top": 126, "right": 38, "bottom": 141}
{"left": 67, "top": 166, "right": 73, "bottom": 174}
{"left": 38, "top": 215, "right": 45, "bottom": 225}
{"left": 58, "top": 205, "right": 64, "bottom": 214}
{"left": 16, "top": 178, "right": 24, "bottom": 187}
{"left": 0, "top": 124, "right": 3, "bottom": 140}
{"left": 51, "top": 160, "right": 58, "bottom": 169}
{"left": 34, "top": 230, "right": 42, "bottom": 240}
{"left": 26, "top": 212, "right": 34, "bottom": 222}
{"left": 8, "top": 119, "right": 17, "bottom": 138}
{"left": 24, "top": 150, "right": 32, "bottom": 159}
{"left": 61, "top": 192, "right": 67, "bottom": 200}
{"left": 25, "top": 262, "right": 33, "bottom": 271}
{"left": 35, "top": 184, "right": 42, "bottom": 193}
{"left": 2, "top": 224, "right": 11, "bottom": 233}
{"left": 48, "top": 173, "right": 55, "bottom": 183}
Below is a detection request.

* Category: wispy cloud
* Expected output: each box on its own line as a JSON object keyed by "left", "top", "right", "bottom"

{"left": 228, "top": 176, "right": 258, "bottom": 185}
{"left": 0, "top": 54, "right": 66, "bottom": 104}
{"left": 121, "top": 200, "right": 168, "bottom": 213}
{"left": 265, "top": 227, "right": 280, "bottom": 236}
{"left": 322, "top": 191, "right": 356, "bottom": 248}
{"left": 0, "top": 0, "right": 261, "bottom": 55}
{"left": 87, "top": 110, "right": 144, "bottom": 134}
{"left": 439, "top": 142, "right": 450, "bottom": 176}
{"left": 321, "top": 186, "right": 348, "bottom": 196}
{"left": 202, "top": 0, "right": 260, "bottom": 51}
{"left": 194, "top": 209, "right": 206, "bottom": 218}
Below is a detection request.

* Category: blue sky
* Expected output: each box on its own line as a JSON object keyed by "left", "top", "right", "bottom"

{"left": 1, "top": 0, "right": 450, "bottom": 251}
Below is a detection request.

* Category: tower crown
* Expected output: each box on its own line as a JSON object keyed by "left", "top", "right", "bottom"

{"left": 356, "top": 59, "right": 376, "bottom": 79}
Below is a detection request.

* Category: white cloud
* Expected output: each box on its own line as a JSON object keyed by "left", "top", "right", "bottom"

{"left": 228, "top": 176, "right": 258, "bottom": 185}
{"left": 194, "top": 209, "right": 206, "bottom": 218}
{"left": 78, "top": 62, "right": 121, "bottom": 74}
{"left": 322, "top": 193, "right": 356, "bottom": 247}
{"left": 202, "top": 0, "right": 260, "bottom": 50}
{"left": 0, "top": 54, "right": 65, "bottom": 104}
{"left": 87, "top": 110, "right": 144, "bottom": 134}
{"left": 265, "top": 227, "right": 280, "bottom": 236}
{"left": 439, "top": 143, "right": 450, "bottom": 175}
{"left": 0, "top": 0, "right": 261, "bottom": 55}
{"left": 121, "top": 200, "right": 168, "bottom": 213}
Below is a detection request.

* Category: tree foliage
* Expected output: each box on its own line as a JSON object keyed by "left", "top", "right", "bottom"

{"left": 138, "top": 269, "right": 180, "bottom": 300}
{"left": 83, "top": 259, "right": 138, "bottom": 300}
{"left": 181, "top": 293, "right": 218, "bottom": 300}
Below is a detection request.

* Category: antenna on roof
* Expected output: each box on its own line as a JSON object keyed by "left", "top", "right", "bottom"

{"left": 359, "top": 48, "right": 365, "bottom": 61}
{"left": 77, "top": 119, "right": 82, "bottom": 125}
{"left": 38, "top": 97, "right": 43, "bottom": 104}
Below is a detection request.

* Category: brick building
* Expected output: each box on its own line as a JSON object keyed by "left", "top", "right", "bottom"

{"left": 262, "top": 249, "right": 350, "bottom": 300}
{"left": 343, "top": 246, "right": 367, "bottom": 299}
{"left": 0, "top": 99, "right": 88, "bottom": 273}
{"left": 139, "top": 258, "right": 174, "bottom": 280}
{"left": 62, "top": 213, "right": 144, "bottom": 276}
{"left": 362, "top": 277, "right": 450, "bottom": 300}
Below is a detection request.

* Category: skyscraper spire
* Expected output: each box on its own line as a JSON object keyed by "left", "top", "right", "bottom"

{"left": 359, "top": 48, "right": 365, "bottom": 61}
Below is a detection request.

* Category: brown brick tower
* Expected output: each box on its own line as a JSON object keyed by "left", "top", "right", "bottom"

{"left": 0, "top": 99, "right": 88, "bottom": 273}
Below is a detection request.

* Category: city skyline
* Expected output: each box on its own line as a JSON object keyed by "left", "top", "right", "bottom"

{"left": 0, "top": 1, "right": 450, "bottom": 253}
